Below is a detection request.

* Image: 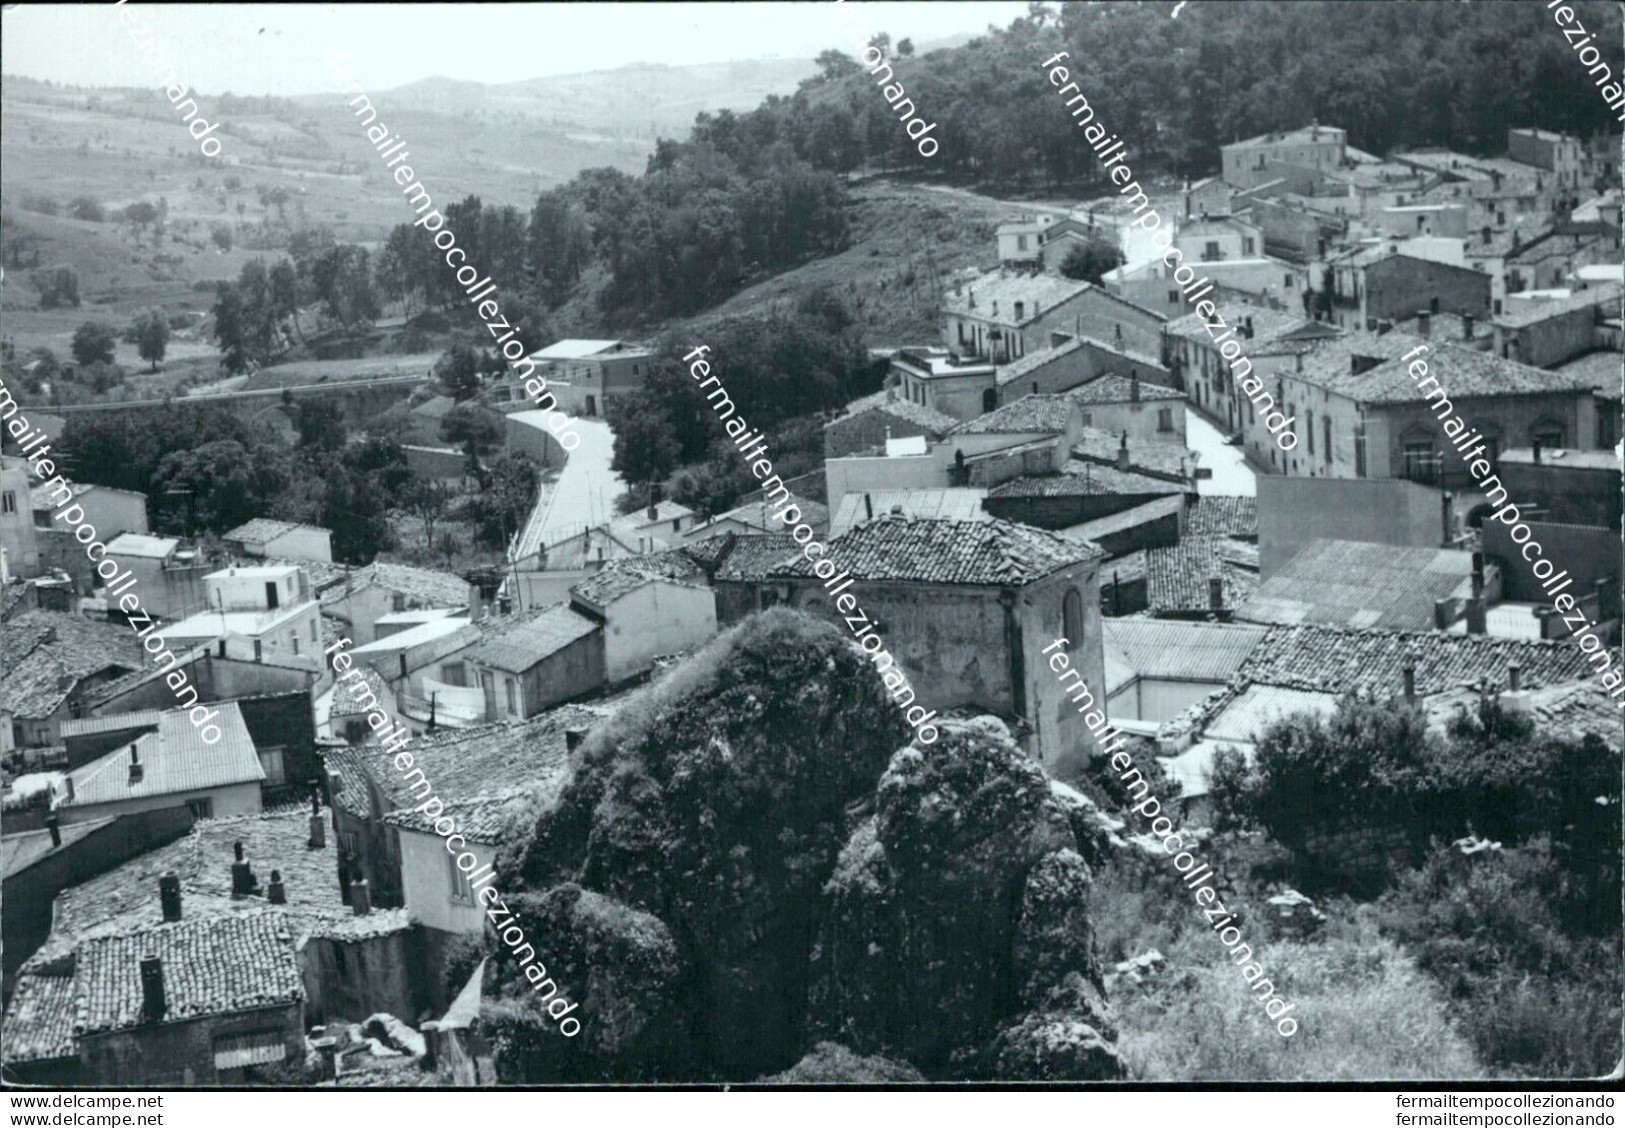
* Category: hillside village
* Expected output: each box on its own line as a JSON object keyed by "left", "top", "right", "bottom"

{"left": 1, "top": 3, "right": 1622, "bottom": 1090}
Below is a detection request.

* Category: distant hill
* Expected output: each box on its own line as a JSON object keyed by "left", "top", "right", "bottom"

{"left": 370, "top": 58, "right": 821, "bottom": 142}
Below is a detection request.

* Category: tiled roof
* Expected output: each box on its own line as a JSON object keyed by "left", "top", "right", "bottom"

{"left": 44, "top": 808, "right": 408, "bottom": 962}
{"left": 570, "top": 550, "right": 706, "bottom": 610}
{"left": 74, "top": 912, "right": 303, "bottom": 1035}
{"left": 1239, "top": 623, "right": 1599, "bottom": 697}
{"left": 1164, "top": 303, "right": 1310, "bottom": 346}
{"left": 224, "top": 518, "right": 328, "bottom": 545}
{"left": 1237, "top": 539, "right": 1476, "bottom": 630}
{"left": 60, "top": 704, "right": 262, "bottom": 810}
{"left": 1313, "top": 341, "right": 1604, "bottom": 404}
{"left": 1495, "top": 284, "right": 1623, "bottom": 329}
{"left": 830, "top": 390, "right": 959, "bottom": 437}
{"left": 320, "top": 743, "right": 378, "bottom": 821}
{"left": 1186, "top": 495, "right": 1258, "bottom": 538}
{"left": 339, "top": 701, "right": 617, "bottom": 826}
{"left": 1392, "top": 312, "right": 1494, "bottom": 341}
{"left": 830, "top": 489, "right": 989, "bottom": 537}
{"left": 1425, "top": 681, "right": 1625, "bottom": 751}
{"left": 1103, "top": 619, "right": 1269, "bottom": 687}
{"left": 323, "top": 562, "right": 470, "bottom": 611}
{"left": 384, "top": 789, "right": 533, "bottom": 843}
{"left": 464, "top": 603, "right": 599, "bottom": 674}
{"left": 713, "top": 534, "right": 801, "bottom": 582}
{"left": 1066, "top": 374, "right": 1184, "bottom": 405}
{"left": 941, "top": 271, "right": 1095, "bottom": 328}
{"left": 770, "top": 516, "right": 1103, "bottom": 587}
{"left": 1071, "top": 428, "right": 1196, "bottom": 481}
{"left": 999, "top": 465, "right": 1183, "bottom": 497}
{"left": 2, "top": 973, "right": 78, "bottom": 1063}
{"left": 0, "top": 612, "right": 145, "bottom": 720}
{"left": 1144, "top": 536, "right": 1258, "bottom": 614}
{"left": 995, "top": 337, "right": 1087, "bottom": 387}
{"left": 331, "top": 666, "right": 391, "bottom": 718}
{"left": 1555, "top": 350, "right": 1625, "bottom": 394}
{"left": 950, "top": 394, "right": 1073, "bottom": 436}
{"left": 1225, "top": 126, "right": 1345, "bottom": 149}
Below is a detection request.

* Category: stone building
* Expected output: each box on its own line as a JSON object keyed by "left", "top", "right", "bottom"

{"left": 746, "top": 515, "right": 1110, "bottom": 778}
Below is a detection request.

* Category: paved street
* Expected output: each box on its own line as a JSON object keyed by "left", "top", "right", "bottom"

{"left": 1185, "top": 410, "right": 1257, "bottom": 497}
{"left": 508, "top": 414, "right": 625, "bottom": 562}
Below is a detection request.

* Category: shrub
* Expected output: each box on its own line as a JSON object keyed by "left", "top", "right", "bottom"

{"left": 69, "top": 197, "right": 105, "bottom": 222}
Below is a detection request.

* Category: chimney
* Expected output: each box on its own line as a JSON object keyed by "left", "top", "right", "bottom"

{"left": 1130, "top": 372, "right": 1141, "bottom": 402}
{"left": 230, "top": 840, "right": 255, "bottom": 899}
{"left": 1462, "top": 313, "right": 1474, "bottom": 340}
{"left": 565, "top": 727, "right": 588, "bottom": 753}
{"left": 1466, "top": 596, "right": 1487, "bottom": 635}
{"left": 45, "top": 813, "right": 61, "bottom": 849}
{"left": 159, "top": 872, "right": 182, "bottom": 922}
{"left": 128, "top": 744, "right": 143, "bottom": 786}
{"left": 1507, "top": 662, "right": 1521, "bottom": 693}
{"left": 1208, "top": 576, "right": 1224, "bottom": 612}
{"left": 339, "top": 867, "right": 352, "bottom": 907}
{"left": 1417, "top": 310, "right": 1431, "bottom": 339}
{"left": 351, "top": 877, "right": 372, "bottom": 916}
{"left": 1471, "top": 551, "right": 1485, "bottom": 595}
{"left": 1434, "top": 598, "right": 1453, "bottom": 630}
{"left": 890, "top": 504, "right": 905, "bottom": 516}
{"left": 139, "top": 956, "right": 166, "bottom": 1023}
{"left": 1402, "top": 655, "right": 1417, "bottom": 704}
{"left": 1115, "top": 431, "right": 1130, "bottom": 471}
{"left": 267, "top": 869, "right": 286, "bottom": 905}
{"left": 308, "top": 793, "right": 326, "bottom": 849}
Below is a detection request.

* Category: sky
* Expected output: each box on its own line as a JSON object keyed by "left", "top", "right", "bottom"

{"left": 0, "top": 2, "right": 1034, "bottom": 96}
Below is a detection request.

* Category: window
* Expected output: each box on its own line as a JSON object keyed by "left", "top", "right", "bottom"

{"left": 1243, "top": 237, "right": 1255, "bottom": 255}
{"left": 310, "top": 620, "right": 318, "bottom": 642}
{"left": 504, "top": 677, "right": 518, "bottom": 716}
{"left": 1062, "top": 588, "right": 1084, "bottom": 650}
{"left": 1157, "top": 408, "right": 1173, "bottom": 432}
{"left": 1403, "top": 440, "right": 1439, "bottom": 483}
{"left": 253, "top": 639, "right": 263, "bottom": 662}
{"left": 259, "top": 747, "right": 286, "bottom": 785}
{"left": 1204, "top": 240, "right": 1221, "bottom": 261}
{"left": 449, "top": 852, "right": 475, "bottom": 904}
{"left": 1285, "top": 274, "right": 1294, "bottom": 288}
{"left": 1168, "top": 289, "right": 1180, "bottom": 305}
{"left": 441, "top": 662, "right": 467, "bottom": 688}
{"left": 1306, "top": 410, "right": 1314, "bottom": 455}
{"left": 1080, "top": 411, "right": 1093, "bottom": 427}
{"left": 1017, "top": 234, "right": 1029, "bottom": 251}
{"left": 186, "top": 797, "right": 214, "bottom": 819}
{"left": 982, "top": 388, "right": 997, "bottom": 413}
{"left": 1354, "top": 425, "right": 1368, "bottom": 478}
{"left": 1323, "top": 416, "right": 1332, "bottom": 465}
{"left": 0, "top": 491, "right": 14, "bottom": 516}
{"left": 291, "top": 636, "right": 301, "bottom": 656}
{"left": 1530, "top": 422, "right": 1565, "bottom": 449}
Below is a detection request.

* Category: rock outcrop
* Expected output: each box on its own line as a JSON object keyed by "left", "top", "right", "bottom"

{"left": 482, "top": 611, "right": 1123, "bottom": 1082}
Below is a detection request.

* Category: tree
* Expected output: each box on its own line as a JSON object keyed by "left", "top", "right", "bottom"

{"left": 439, "top": 405, "right": 503, "bottom": 462}
{"left": 434, "top": 344, "right": 482, "bottom": 402}
{"left": 210, "top": 224, "right": 233, "bottom": 251}
{"left": 403, "top": 478, "right": 453, "bottom": 554}
{"left": 70, "top": 322, "right": 117, "bottom": 367}
{"left": 268, "top": 259, "right": 304, "bottom": 343}
{"left": 68, "top": 197, "right": 104, "bottom": 222}
{"left": 1057, "top": 238, "right": 1125, "bottom": 285}
{"left": 124, "top": 201, "right": 159, "bottom": 241}
{"left": 813, "top": 49, "right": 864, "bottom": 84}
{"left": 131, "top": 310, "right": 169, "bottom": 371}
{"left": 295, "top": 399, "right": 347, "bottom": 454}
{"left": 310, "top": 244, "right": 379, "bottom": 328}
{"left": 896, "top": 37, "right": 915, "bottom": 56}
{"left": 31, "top": 266, "right": 80, "bottom": 310}
{"left": 211, "top": 284, "right": 252, "bottom": 374}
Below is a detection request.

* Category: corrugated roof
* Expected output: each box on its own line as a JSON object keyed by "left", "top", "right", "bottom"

{"left": 465, "top": 603, "right": 599, "bottom": 674}
{"left": 61, "top": 704, "right": 262, "bottom": 810}
{"left": 59, "top": 710, "right": 164, "bottom": 738}
{"left": 1238, "top": 539, "right": 1477, "bottom": 630}
{"left": 2, "top": 816, "right": 118, "bottom": 881}
{"left": 770, "top": 516, "right": 1102, "bottom": 587}
{"left": 1103, "top": 619, "right": 1269, "bottom": 685}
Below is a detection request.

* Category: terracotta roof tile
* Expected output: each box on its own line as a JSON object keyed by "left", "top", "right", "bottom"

{"left": 1, "top": 972, "right": 78, "bottom": 1063}
{"left": 771, "top": 516, "right": 1102, "bottom": 586}
{"left": 464, "top": 603, "right": 599, "bottom": 674}
{"left": 1185, "top": 495, "right": 1258, "bottom": 538}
